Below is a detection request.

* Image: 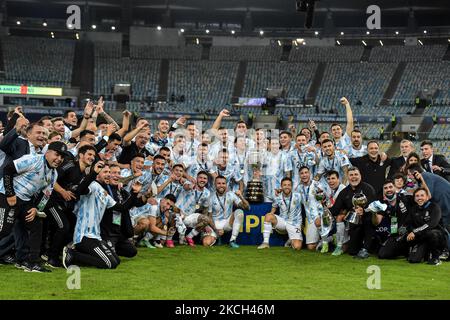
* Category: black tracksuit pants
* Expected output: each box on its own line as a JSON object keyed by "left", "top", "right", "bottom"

{"left": 45, "top": 201, "right": 76, "bottom": 260}
{"left": 72, "top": 237, "right": 120, "bottom": 269}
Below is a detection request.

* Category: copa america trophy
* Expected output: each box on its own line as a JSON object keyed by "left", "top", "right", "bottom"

{"left": 344, "top": 193, "right": 368, "bottom": 225}
{"left": 245, "top": 164, "right": 264, "bottom": 203}
{"left": 312, "top": 182, "right": 334, "bottom": 237}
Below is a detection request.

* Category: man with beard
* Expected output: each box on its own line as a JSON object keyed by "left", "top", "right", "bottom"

{"left": 373, "top": 180, "right": 416, "bottom": 259}
{"left": 44, "top": 145, "right": 97, "bottom": 268}
{"left": 330, "top": 167, "right": 377, "bottom": 258}
{"left": 176, "top": 171, "right": 216, "bottom": 247}
{"left": 120, "top": 153, "right": 152, "bottom": 195}
{"left": 63, "top": 163, "right": 141, "bottom": 269}
{"left": 258, "top": 177, "right": 303, "bottom": 250}
{"left": 286, "top": 133, "right": 317, "bottom": 190}
{"left": 157, "top": 164, "right": 192, "bottom": 199}
{"left": 100, "top": 164, "right": 146, "bottom": 258}
{"left": 207, "top": 176, "right": 250, "bottom": 248}
{"left": 187, "top": 143, "right": 213, "bottom": 183}
{"left": 315, "top": 139, "right": 350, "bottom": 186}
{"left": 0, "top": 141, "right": 66, "bottom": 272}
{"left": 210, "top": 149, "right": 243, "bottom": 193}
{"left": 119, "top": 121, "right": 151, "bottom": 166}
{"left": 344, "top": 129, "right": 367, "bottom": 159}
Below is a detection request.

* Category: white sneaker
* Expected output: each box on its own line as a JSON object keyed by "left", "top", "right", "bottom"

{"left": 257, "top": 243, "right": 270, "bottom": 249}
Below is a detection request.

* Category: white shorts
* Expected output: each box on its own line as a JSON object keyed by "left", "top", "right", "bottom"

{"left": 183, "top": 213, "right": 200, "bottom": 228}
{"left": 304, "top": 219, "right": 320, "bottom": 244}
{"left": 274, "top": 216, "right": 303, "bottom": 241}
{"left": 214, "top": 218, "right": 233, "bottom": 232}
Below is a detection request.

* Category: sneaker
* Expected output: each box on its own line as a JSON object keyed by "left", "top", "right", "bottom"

{"left": 45, "top": 258, "right": 62, "bottom": 269}
{"left": 179, "top": 236, "right": 186, "bottom": 245}
{"left": 284, "top": 239, "right": 292, "bottom": 248}
{"left": 186, "top": 237, "right": 195, "bottom": 247}
{"left": 332, "top": 245, "right": 344, "bottom": 256}
{"left": 62, "top": 246, "right": 73, "bottom": 270}
{"left": 138, "top": 238, "right": 156, "bottom": 249}
{"left": 166, "top": 240, "right": 175, "bottom": 248}
{"left": 40, "top": 254, "right": 48, "bottom": 262}
{"left": 0, "top": 254, "right": 16, "bottom": 265}
{"left": 23, "top": 262, "right": 51, "bottom": 273}
{"left": 229, "top": 240, "right": 240, "bottom": 249}
{"left": 354, "top": 248, "right": 369, "bottom": 259}
{"left": 320, "top": 242, "right": 329, "bottom": 253}
{"left": 15, "top": 261, "right": 26, "bottom": 270}
{"left": 427, "top": 257, "right": 441, "bottom": 266}
{"left": 257, "top": 243, "right": 270, "bottom": 250}
{"left": 439, "top": 249, "right": 449, "bottom": 261}
{"left": 153, "top": 241, "right": 164, "bottom": 249}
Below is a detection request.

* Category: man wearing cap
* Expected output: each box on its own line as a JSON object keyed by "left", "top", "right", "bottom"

{"left": 0, "top": 141, "right": 66, "bottom": 272}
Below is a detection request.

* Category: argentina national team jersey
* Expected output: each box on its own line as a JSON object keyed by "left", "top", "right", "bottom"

{"left": 157, "top": 175, "right": 187, "bottom": 199}
{"left": 0, "top": 154, "right": 58, "bottom": 201}
{"left": 286, "top": 148, "right": 316, "bottom": 189}
{"left": 272, "top": 192, "right": 303, "bottom": 226}
{"left": 209, "top": 191, "right": 241, "bottom": 220}
{"left": 210, "top": 163, "right": 242, "bottom": 192}
{"left": 345, "top": 144, "right": 368, "bottom": 158}
{"left": 176, "top": 188, "right": 210, "bottom": 216}
{"left": 120, "top": 168, "right": 152, "bottom": 194}
{"left": 187, "top": 159, "right": 213, "bottom": 179}
{"left": 261, "top": 151, "right": 284, "bottom": 201}
{"left": 63, "top": 126, "right": 72, "bottom": 143}
{"left": 335, "top": 132, "right": 351, "bottom": 151}
{"left": 317, "top": 151, "right": 350, "bottom": 183}
{"left": 73, "top": 181, "right": 116, "bottom": 244}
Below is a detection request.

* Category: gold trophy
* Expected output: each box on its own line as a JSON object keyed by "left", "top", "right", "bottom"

{"left": 245, "top": 164, "right": 264, "bottom": 203}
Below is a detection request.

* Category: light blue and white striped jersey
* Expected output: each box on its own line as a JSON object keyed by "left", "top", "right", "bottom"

{"left": 210, "top": 163, "right": 242, "bottom": 192}
{"left": 129, "top": 198, "right": 162, "bottom": 221}
{"left": 345, "top": 144, "right": 368, "bottom": 158}
{"left": 272, "top": 192, "right": 303, "bottom": 226}
{"left": 157, "top": 175, "right": 188, "bottom": 199}
{"left": 286, "top": 148, "right": 317, "bottom": 189}
{"left": 176, "top": 188, "right": 210, "bottom": 216}
{"left": 209, "top": 191, "right": 242, "bottom": 220}
{"left": 187, "top": 159, "right": 213, "bottom": 180}
{"left": 335, "top": 132, "right": 351, "bottom": 151}
{"left": 63, "top": 126, "right": 72, "bottom": 143}
{"left": 230, "top": 150, "right": 251, "bottom": 186}
{"left": 209, "top": 141, "right": 235, "bottom": 162}
{"left": 261, "top": 151, "right": 285, "bottom": 202}
{"left": 170, "top": 149, "right": 192, "bottom": 169}
{"left": 145, "top": 141, "right": 161, "bottom": 157}
{"left": 317, "top": 151, "right": 350, "bottom": 184}
{"left": 73, "top": 181, "right": 116, "bottom": 244}
{"left": 184, "top": 139, "right": 200, "bottom": 159}
{"left": 120, "top": 168, "right": 153, "bottom": 194}
{"left": 0, "top": 154, "right": 58, "bottom": 201}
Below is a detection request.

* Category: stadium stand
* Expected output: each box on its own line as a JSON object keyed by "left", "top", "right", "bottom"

{"left": 289, "top": 46, "right": 364, "bottom": 62}
{"left": 210, "top": 46, "right": 282, "bottom": 61}
{"left": 369, "top": 45, "right": 447, "bottom": 62}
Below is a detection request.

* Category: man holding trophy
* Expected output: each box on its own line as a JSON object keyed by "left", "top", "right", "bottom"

{"left": 330, "top": 167, "right": 376, "bottom": 259}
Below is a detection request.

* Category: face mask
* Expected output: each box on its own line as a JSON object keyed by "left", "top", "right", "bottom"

{"left": 385, "top": 193, "right": 397, "bottom": 202}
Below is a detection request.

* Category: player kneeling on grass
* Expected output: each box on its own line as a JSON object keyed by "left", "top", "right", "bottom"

{"left": 175, "top": 171, "right": 218, "bottom": 247}
{"left": 132, "top": 194, "right": 180, "bottom": 248}
{"left": 258, "top": 177, "right": 303, "bottom": 250}
{"left": 63, "top": 162, "right": 142, "bottom": 269}
{"left": 206, "top": 176, "right": 250, "bottom": 248}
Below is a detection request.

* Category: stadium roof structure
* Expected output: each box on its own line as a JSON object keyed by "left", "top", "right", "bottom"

{"left": 4, "top": 0, "right": 450, "bottom": 33}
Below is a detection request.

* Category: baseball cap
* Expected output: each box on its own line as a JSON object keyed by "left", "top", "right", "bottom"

{"left": 47, "top": 141, "right": 70, "bottom": 157}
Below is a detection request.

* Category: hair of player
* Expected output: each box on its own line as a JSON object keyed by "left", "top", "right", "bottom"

{"left": 172, "top": 163, "right": 185, "bottom": 171}
{"left": 296, "top": 133, "right": 307, "bottom": 139}
{"left": 159, "top": 146, "right": 171, "bottom": 153}
{"left": 367, "top": 140, "right": 379, "bottom": 147}
{"left": 321, "top": 138, "right": 334, "bottom": 146}
{"left": 78, "top": 144, "right": 97, "bottom": 155}
{"left": 197, "top": 170, "right": 209, "bottom": 178}
{"left": 215, "top": 175, "right": 227, "bottom": 183}
{"left": 80, "top": 129, "right": 95, "bottom": 139}
{"left": 48, "top": 130, "right": 62, "bottom": 140}
{"left": 63, "top": 109, "right": 76, "bottom": 119}
{"left": 108, "top": 133, "right": 122, "bottom": 143}
{"left": 331, "top": 123, "right": 342, "bottom": 129}
{"left": 351, "top": 129, "right": 362, "bottom": 135}
{"left": 51, "top": 117, "right": 64, "bottom": 123}
{"left": 164, "top": 194, "right": 177, "bottom": 204}
{"left": 153, "top": 154, "right": 166, "bottom": 162}
{"left": 299, "top": 165, "right": 310, "bottom": 172}
{"left": 405, "top": 163, "right": 424, "bottom": 173}
{"left": 326, "top": 170, "right": 339, "bottom": 179}
{"left": 281, "top": 177, "right": 292, "bottom": 184}
{"left": 132, "top": 153, "right": 146, "bottom": 161}
{"left": 279, "top": 131, "right": 292, "bottom": 138}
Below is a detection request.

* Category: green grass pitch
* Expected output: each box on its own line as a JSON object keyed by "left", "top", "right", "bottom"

{"left": 1, "top": 246, "right": 449, "bottom": 300}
